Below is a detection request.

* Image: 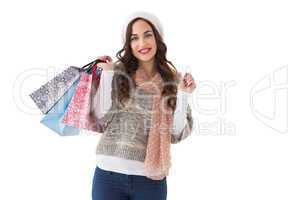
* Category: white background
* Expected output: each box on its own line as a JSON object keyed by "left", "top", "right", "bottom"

{"left": 1, "top": 0, "right": 299, "bottom": 199}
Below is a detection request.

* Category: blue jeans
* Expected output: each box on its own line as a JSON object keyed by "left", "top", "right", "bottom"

{"left": 92, "top": 166, "right": 167, "bottom": 200}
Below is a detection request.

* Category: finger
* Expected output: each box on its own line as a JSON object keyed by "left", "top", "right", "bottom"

{"left": 183, "top": 78, "right": 189, "bottom": 86}
{"left": 186, "top": 73, "right": 195, "bottom": 80}
{"left": 105, "top": 56, "right": 113, "bottom": 62}
{"left": 185, "top": 72, "right": 192, "bottom": 77}
{"left": 183, "top": 73, "right": 189, "bottom": 79}
{"left": 97, "top": 55, "right": 112, "bottom": 63}
{"left": 187, "top": 80, "right": 195, "bottom": 87}
{"left": 186, "top": 74, "right": 195, "bottom": 85}
{"left": 183, "top": 73, "right": 193, "bottom": 83}
{"left": 185, "top": 76, "right": 192, "bottom": 83}
{"left": 186, "top": 73, "right": 194, "bottom": 80}
{"left": 184, "top": 77, "right": 192, "bottom": 86}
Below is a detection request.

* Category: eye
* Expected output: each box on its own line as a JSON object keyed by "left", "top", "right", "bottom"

{"left": 145, "top": 33, "right": 152, "bottom": 38}
{"left": 130, "top": 37, "right": 137, "bottom": 41}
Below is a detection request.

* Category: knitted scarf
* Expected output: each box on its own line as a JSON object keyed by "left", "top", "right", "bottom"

{"left": 133, "top": 67, "right": 173, "bottom": 180}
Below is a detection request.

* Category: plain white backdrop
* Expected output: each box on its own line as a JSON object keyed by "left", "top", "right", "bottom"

{"left": 1, "top": 0, "right": 299, "bottom": 199}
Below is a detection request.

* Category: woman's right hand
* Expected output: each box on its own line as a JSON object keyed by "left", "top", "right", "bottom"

{"left": 96, "top": 55, "right": 114, "bottom": 70}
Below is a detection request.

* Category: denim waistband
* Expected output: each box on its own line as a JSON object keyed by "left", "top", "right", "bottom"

{"left": 95, "top": 165, "right": 167, "bottom": 183}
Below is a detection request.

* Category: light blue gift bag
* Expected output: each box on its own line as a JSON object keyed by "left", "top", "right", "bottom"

{"left": 40, "top": 78, "right": 81, "bottom": 136}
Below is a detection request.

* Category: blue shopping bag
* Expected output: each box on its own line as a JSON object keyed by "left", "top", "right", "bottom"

{"left": 40, "top": 78, "right": 81, "bottom": 136}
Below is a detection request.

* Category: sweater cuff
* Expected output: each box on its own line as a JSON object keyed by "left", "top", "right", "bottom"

{"left": 172, "top": 90, "right": 192, "bottom": 135}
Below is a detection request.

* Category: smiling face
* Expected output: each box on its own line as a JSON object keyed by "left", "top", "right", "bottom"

{"left": 130, "top": 19, "right": 157, "bottom": 64}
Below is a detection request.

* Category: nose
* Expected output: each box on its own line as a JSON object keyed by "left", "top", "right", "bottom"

{"left": 138, "top": 37, "right": 146, "bottom": 47}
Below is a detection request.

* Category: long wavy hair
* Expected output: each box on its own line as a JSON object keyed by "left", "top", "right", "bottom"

{"left": 114, "top": 17, "right": 179, "bottom": 112}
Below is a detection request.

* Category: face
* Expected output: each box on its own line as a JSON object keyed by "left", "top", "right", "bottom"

{"left": 130, "top": 19, "right": 157, "bottom": 64}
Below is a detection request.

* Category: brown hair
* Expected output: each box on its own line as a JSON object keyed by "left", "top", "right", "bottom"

{"left": 114, "top": 17, "right": 179, "bottom": 112}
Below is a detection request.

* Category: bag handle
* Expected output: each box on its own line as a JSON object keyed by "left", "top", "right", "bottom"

{"left": 81, "top": 59, "right": 106, "bottom": 72}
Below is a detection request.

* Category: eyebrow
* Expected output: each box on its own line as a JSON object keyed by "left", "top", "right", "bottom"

{"left": 131, "top": 30, "right": 153, "bottom": 37}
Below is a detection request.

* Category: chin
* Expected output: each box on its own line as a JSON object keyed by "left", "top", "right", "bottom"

{"left": 137, "top": 55, "right": 155, "bottom": 63}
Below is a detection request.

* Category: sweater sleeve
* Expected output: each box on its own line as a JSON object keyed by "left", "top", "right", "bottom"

{"left": 172, "top": 90, "right": 190, "bottom": 135}
{"left": 97, "top": 70, "right": 114, "bottom": 118}
{"left": 94, "top": 69, "right": 117, "bottom": 133}
{"left": 171, "top": 90, "right": 194, "bottom": 144}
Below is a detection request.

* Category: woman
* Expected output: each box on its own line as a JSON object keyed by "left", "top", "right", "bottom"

{"left": 92, "top": 11, "right": 196, "bottom": 200}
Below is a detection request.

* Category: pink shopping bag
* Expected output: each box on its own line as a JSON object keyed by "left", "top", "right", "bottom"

{"left": 62, "top": 64, "right": 105, "bottom": 134}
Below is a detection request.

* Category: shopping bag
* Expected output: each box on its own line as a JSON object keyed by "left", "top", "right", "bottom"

{"left": 89, "top": 62, "right": 102, "bottom": 118}
{"left": 29, "top": 60, "right": 102, "bottom": 114}
{"left": 40, "top": 78, "right": 81, "bottom": 136}
{"left": 61, "top": 64, "right": 105, "bottom": 134}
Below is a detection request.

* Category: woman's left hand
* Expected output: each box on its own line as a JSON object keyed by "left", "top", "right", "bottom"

{"left": 177, "top": 72, "right": 197, "bottom": 93}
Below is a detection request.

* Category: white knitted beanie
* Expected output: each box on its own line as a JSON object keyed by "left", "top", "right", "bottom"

{"left": 121, "top": 11, "right": 164, "bottom": 44}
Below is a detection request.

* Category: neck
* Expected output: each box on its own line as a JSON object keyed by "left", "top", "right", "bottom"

{"left": 138, "top": 59, "right": 157, "bottom": 79}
